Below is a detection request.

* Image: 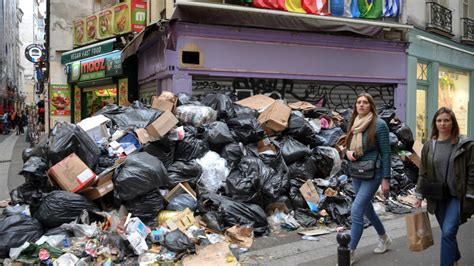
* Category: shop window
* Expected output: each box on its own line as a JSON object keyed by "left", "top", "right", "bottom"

{"left": 182, "top": 51, "right": 200, "bottom": 65}
{"left": 417, "top": 63, "right": 428, "bottom": 81}
{"left": 438, "top": 66, "right": 470, "bottom": 134}
{"left": 179, "top": 43, "right": 203, "bottom": 68}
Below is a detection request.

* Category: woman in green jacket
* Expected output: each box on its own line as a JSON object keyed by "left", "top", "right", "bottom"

{"left": 415, "top": 107, "right": 474, "bottom": 266}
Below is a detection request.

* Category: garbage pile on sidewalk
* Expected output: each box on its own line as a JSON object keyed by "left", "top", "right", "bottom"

{"left": 0, "top": 93, "right": 422, "bottom": 264}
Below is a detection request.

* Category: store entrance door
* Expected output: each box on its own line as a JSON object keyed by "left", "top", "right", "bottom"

{"left": 416, "top": 86, "right": 428, "bottom": 142}
{"left": 81, "top": 85, "right": 117, "bottom": 118}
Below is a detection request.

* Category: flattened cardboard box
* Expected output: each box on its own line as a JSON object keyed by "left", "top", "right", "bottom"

{"left": 135, "top": 111, "right": 178, "bottom": 144}
{"left": 258, "top": 101, "right": 291, "bottom": 134}
{"left": 151, "top": 97, "right": 176, "bottom": 113}
{"left": 408, "top": 140, "right": 423, "bottom": 168}
{"left": 48, "top": 153, "right": 96, "bottom": 193}
{"left": 236, "top": 94, "right": 275, "bottom": 111}
{"left": 299, "top": 180, "right": 320, "bottom": 212}
{"left": 79, "top": 168, "right": 114, "bottom": 200}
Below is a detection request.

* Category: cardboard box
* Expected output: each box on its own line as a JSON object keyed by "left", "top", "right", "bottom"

{"left": 258, "top": 101, "right": 291, "bottom": 134}
{"left": 164, "top": 208, "right": 195, "bottom": 232}
{"left": 151, "top": 92, "right": 177, "bottom": 113}
{"left": 165, "top": 182, "right": 197, "bottom": 202}
{"left": 299, "top": 180, "right": 320, "bottom": 212}
{"left": 48, "top": 153, "right": 96, "bottom": 193}
{"left": 257, "top": 138, "right": 277, "bottom": 154}
{"left": 79, "top": 168, "right": 114, "bottom": 200}
{"left": 135, "top": 111, "right": 179, "bottom": 144}
{"left": 235, "top": 94, "right": 275, "bottom": 111}
{"left": 77, "top": 114, "right": 111, "bottom": 142}
{"left": 288, "top": 101, "right": 316, "bottom": 111}
{"left": 408, "top": 140, "right": 423, "bottom": 168}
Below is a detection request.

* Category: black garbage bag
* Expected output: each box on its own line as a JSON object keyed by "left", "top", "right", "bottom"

{"left": 312, "top": 146, "right": 338, "bottom": 178}
{"left": 94, "top": 101, "right": 162, "bottom": 129}
{"left": 29, "top": 135, "right": 49, "bottom": 162}
{"left": 225, "top": 157, "right": 268, "bottom": 203}
{"left": 201, "top": 211, "right": 226, "bottom": 232}
{"left": 167, "top": 161, "right": 202, "bottom": 189}
{"left": 389, "top": 132, "right": 399, "bottom": 147}
{"left": 337, "top": 108, "right": 353, "bottom": 133}
{"left": 227, "top": 114, "right": 265, "bottom": 144}
{"left": 220, "top": 143, "right": 244, "bottom": 168}
{"left": 19, "top": 156, "right": 48, "bottom": 181}
{"left": 174, "top": 134, "right": 209, "bottom": 162}
{"left": 288, "top": 156, "right": 317, "bottom": 180}
{"left": 200, "top": 93, "right": 235, "bottom": 120}
{"left": 0, "top": 215, "right": 44, "bottom": 257}
{"left": 198, "top": 193, "right": 268, "bottom": 235}
{"left": 124, "top": 190, "right": 165, "bottom": 227}
{"left": 395, "top": 123, "right": 414, "bottom": 150}
{"left": 279, "top": 137, "right": 311, "bottom": 165}
{"left": 204, "top": 121, "right": 234, "bottom": 147}
{"left": 317, "top": 127, "right": 345, "bottom": 147}
{"left": 294, "top": 209, "right": 318, "bottom": 227}
{"left": 34, "top": 191, "right": 99, "bottom": 228}
{"left": 163, "top": 229, "right": 195, "bottom": 253}
{"left": 378, "top": 105, "right": 396, "bottom": 125}
{"left": 22, "top": 148, "right": 34, "bottom": 163}
{"left": 2, "top": 205, "right": 29, "bottom": 217}
{"left": 233, "top": 104, "right": 258, "bottom": 118}
{"left": 177, "top": 92, "right": 200, "bottom": 106}
{"left": 288, "top": 180, "right": 306, "bottom": 210}
{"left": 9, "top": 183, "right": 50, "bottom": 206}
{"left": 48, "top": 122, "right": 101, "bottom": 169}
{"left": 114, "top": 152, "right": 168, "bottom": 201}
{"left": 166, "top": 194, "right": 197, "bottom": 212}
{"left": 284, "top": 114, "right": 318, "bottom": 147}
{"left": 320, "top": 195, "right": 352, "bottom": 226}
{"left": 144, "top": 137, "right": 175, "bottom": 168}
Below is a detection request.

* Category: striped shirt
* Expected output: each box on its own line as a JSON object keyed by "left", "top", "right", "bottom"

{"left": 358, "top": 118, "right": 391, "bottom": 178}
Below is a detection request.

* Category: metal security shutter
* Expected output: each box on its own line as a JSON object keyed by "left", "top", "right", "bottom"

{"left": 139, "top": 80, "right": 157, "bottom": 105}
{"left": 192, "top": 76, "right": 395, "bottom": 110}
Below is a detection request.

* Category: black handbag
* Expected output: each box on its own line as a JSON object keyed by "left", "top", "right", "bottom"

{"left": 349, "top": 153, "right": 379, "bottom": 180}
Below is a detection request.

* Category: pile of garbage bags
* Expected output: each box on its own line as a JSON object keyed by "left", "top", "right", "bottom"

{"left": 0, "top": 93, "right": 420, "bottom": 264}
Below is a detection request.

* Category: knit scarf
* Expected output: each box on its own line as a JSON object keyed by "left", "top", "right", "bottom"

{"left": 349, "top": 112, "right": 374, "bottom": 157}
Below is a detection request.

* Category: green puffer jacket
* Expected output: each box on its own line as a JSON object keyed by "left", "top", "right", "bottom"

{"left": 416, "top": 136, "right": 474, "bottom": 224}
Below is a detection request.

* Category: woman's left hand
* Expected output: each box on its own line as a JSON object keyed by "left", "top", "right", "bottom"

{"left": 381, "top": 179, "right": 390, "bottom": 194}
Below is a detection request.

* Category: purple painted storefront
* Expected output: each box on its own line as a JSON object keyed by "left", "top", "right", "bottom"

{"left": 134, "top": 21, "right": 408, "bottom": 119}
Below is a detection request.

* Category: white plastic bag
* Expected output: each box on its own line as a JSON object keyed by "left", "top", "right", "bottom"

{"left": 196, "top": 151, "right": 230, "bottom": 193}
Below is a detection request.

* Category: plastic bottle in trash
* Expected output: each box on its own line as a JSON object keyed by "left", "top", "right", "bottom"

{"left": 302, "top": 235, "right": 320, "bottom": 241}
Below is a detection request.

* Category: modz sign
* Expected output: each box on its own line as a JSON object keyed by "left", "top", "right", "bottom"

{"left": 68, "top": 51, "right": 122, "bottom": 82}
{"left": 25, "top": 44, "right": 47, "bottom": 63}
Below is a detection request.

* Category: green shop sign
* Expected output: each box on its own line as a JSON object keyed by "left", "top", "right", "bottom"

{"left": 61, "top": 39, "right": 115, "bottom": 65}
{"left": 68, "top": 51, "right": 122, "bottom": 82}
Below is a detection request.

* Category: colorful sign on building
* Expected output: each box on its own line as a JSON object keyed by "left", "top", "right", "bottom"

{"left": 118, "top": 78, "right": 129, "bottom": 105}
{"left": 50, "top": 84, "right": 71, "bottom": 116}
{"left": 98, "top": 8, "right": 114, "bottom": 40}
{"left": 85, "top": 14, "right": 98, "bottom": 44}
{"left": 68, "top": 51, "right": 122, "bottom": 82}
{"left": 73, "top": 19, "right": 85, "bottom": 47}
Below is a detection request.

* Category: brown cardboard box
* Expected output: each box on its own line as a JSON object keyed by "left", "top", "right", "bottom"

{"left": 235, "top": 94, "right": 275, "bottom": 111}
{"left": 299, "top": 180, "right": 320, "bottom": 211}
{"left": 258, "top": 101, "right": 291, "bottom": 134}
{"left": 408, "top": 140, "right": 423, "bottom": 168}
{"left": 257, "top": 138, "right": 277, "bottom": 153}
{"left": 79, "top": 169, "right": 114, "bottom": 200}
{"left": 135, "top": 111, "right": 179, "bottom": 144}
{"left": 151, "top": 92, "right": 177, "bottom": 113}
{"left": 146, "top": 111, "right": 179, "bottom": 140}
{"left": 48, "top": 153, "right": 96, "bottom": 192}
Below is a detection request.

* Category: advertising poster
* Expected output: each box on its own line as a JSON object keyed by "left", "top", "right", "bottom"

{"left": 74, "top": 87, "right": 82, "bottom": 123}
{"left": 85, "top": 14, "right": 98, "bottom": 44}
{"left": 113, "top": 2, "right": 131, "bottom": 34}
{"left": 118, "top": 78, "right": 129, "bottom": 106}
{"left": 50, "top": 84, "right": 71, "bottom": 116}
{"left": 98, "top": 8, "right": 114, "bottom": 39}
{"left": 131, "top": 0, "right": 147, "bottom": 33}
{"left": 73, "top": 19, "right": 85, "bottom": 47}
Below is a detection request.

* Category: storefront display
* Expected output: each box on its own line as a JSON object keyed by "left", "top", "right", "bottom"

{"left": 438, "top": 66, "right": 470, "bottom": 135}
{"left": 83, "top": 85, "right": 117, "bottom": 118}
{"left": 50, "top": 84, "right": 72, "bottom": 126}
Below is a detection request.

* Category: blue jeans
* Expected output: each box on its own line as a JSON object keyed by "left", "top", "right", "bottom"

{"left": 435, "top": 197, "right": 461, "bottom": 266}
{"left": 349, "top": 173, "right": 386, "bottom": 250}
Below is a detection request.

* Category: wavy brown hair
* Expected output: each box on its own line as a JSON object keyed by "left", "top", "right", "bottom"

{"left": 430, "top": 107, "right": 460, "bottom": 143}
{"left": 345, "top": 93, "right": 378, "bottom": 148}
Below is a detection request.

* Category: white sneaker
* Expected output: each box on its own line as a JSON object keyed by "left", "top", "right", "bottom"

{"left": 350, "top": 250, "right": 355, "bottom": 265}
{"left": 373, "top": 235, "right": 392, "bottom": 254}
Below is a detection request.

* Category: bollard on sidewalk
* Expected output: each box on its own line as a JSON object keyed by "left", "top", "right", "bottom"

{"left": 337, "top": 231, "right": 351, "bottom": 266}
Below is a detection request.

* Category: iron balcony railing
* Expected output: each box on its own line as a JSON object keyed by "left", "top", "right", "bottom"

{"left": 461, "top": 18, "right": 474, "bottom": 43}
{"left": 426, "top": 2, "right": 452, "bottom": 34}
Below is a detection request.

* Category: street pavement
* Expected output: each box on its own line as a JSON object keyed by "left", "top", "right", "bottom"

{"left": 1, "top": 134, "right": 474, "bottom": 265}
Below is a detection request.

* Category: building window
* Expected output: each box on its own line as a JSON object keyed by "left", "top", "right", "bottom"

{"left": 417, "top": 63, "right": 428, "bottom": 80}
{"left": 438, "top": 66, "right": 470, "bottom": 135}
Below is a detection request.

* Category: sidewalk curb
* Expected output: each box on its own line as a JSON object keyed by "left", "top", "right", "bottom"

{"left": 240, "top": 213, "right": 439, "bottom": 266}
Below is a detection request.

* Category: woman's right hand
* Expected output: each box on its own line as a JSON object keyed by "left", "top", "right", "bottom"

{"left": 415, "top": 198, "right": 423, "bottom": 208}
{"left": 346, "top": 150, "right": 357, "bottom": 161}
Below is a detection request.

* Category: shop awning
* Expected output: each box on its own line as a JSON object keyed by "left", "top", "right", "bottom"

{"left": 171, "top": 2, "right": 412, "bottom": 38}
{"left": 61, "top": 39, "right": 116, "bottom": 65}
{"left": 121, "top": 24, "right": 162, "bottom": 62}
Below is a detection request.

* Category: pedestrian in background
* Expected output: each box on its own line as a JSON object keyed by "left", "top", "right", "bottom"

{"left": 345, "top": 92, "right": 392, "bottom": 264}
{"left": 18, "top": 110, "right": 26, "bottom": 135}
{"left": 415, "top": 107, "right": 474, "bottom": 266}
{"left": 2, "top": 112, "right": 9, "bottom": 134}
